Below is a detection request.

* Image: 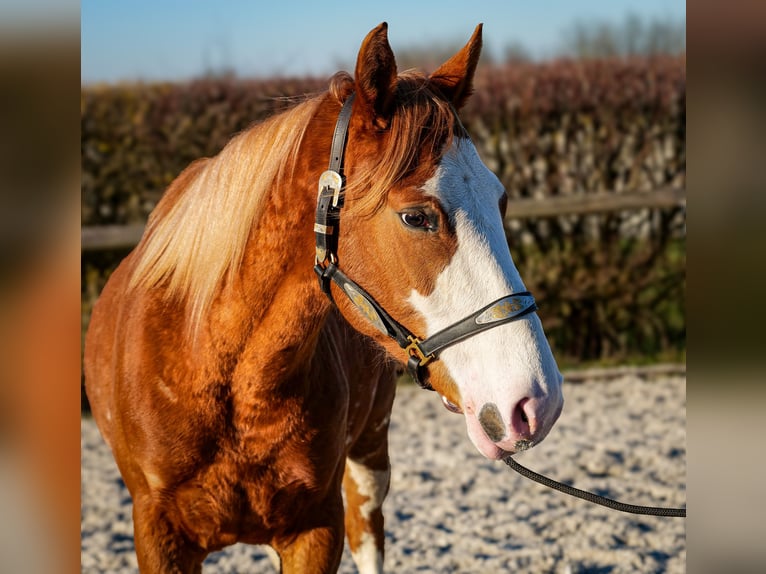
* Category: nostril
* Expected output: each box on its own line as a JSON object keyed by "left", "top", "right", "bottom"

{"left": 478, "top": 399, "right": 541, "bottom": 444}
{"left": 512, "top": 398, "right": 533, "bottom": 438}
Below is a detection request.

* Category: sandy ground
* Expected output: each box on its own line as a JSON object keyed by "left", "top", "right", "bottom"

{"left": 81, "top": 375, "right": 686, "bottom": 573}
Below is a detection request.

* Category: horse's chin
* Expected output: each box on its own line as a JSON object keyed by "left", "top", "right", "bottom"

{"left": 462, "top": 411, "right": 511, "bottom": 460}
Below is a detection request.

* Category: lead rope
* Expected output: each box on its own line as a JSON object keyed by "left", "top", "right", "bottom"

{"left": 503, "top": 455, "right": 686, "bottom": 517}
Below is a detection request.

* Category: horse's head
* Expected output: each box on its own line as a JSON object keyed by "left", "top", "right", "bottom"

{"left": 325, "top": 23, "right": 563, "bottom": 460}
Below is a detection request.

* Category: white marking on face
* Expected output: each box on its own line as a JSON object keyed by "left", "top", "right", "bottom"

{"left": 408, "top": 138, "right": 563, "bottom": 458}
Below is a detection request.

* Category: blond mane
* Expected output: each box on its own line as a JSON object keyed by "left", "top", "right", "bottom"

{"left": 128, "top": 95, "right": 322, "bottom": 333}
{"left": 128, "top": 71, "right": 459, "bottom": 337}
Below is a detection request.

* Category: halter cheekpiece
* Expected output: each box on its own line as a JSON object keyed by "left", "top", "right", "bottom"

{"left": 313, "top": 92, "right": 537, "bottom": 389}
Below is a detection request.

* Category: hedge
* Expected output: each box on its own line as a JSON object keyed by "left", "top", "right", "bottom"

{"left": 81, "top": 55, "right": 685, "bottom": 372}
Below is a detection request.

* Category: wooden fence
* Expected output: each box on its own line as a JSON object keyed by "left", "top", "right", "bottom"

{"left": 80, "top": 187, "right": 685, "bottom": 252}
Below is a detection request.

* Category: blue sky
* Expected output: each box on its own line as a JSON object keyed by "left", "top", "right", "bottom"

{"left": 81, "top": 0, "right": 685, "bottom": 84}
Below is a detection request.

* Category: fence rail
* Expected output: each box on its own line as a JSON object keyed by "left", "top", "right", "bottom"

{"left": 81, "top": 187, "right": 685, "bottom": 252}
{"left": 81, "top": 224, "right": 146, "bottom": 252}
{"left": 562, "top": 363, "right": 686, "bottom": 383}
{"left": 503, "top": 186, "right": 685, "bottom": 219}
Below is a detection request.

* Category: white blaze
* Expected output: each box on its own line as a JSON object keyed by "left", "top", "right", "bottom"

{"left": 408, "top": 138, "right": 562, "bottom": 457}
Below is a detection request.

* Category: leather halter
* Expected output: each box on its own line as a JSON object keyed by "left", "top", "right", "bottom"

{"left": 313, "top": 93, "right": 538, "bottom": 390}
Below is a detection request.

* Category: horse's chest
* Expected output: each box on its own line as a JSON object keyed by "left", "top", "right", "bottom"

{"left": 174, "top": 405, "right": 348, "bottom": 548}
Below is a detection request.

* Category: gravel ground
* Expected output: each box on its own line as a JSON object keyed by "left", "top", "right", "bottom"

{"left": 81, "top": 375, "right": 686, "bottom": 573}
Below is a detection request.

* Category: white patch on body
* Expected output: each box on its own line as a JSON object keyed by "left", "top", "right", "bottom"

{"left": 345, "top": 458, "right": 389, "bottom": 520}
{"left": 351, "top": 531, "right": 384, "bottom": 574}
{"left": 346, "top": 458, "right": 388, "bottom": 573}
{"left": 372, "top": 413, "right": 390, "bottom": 433}
{"left": 408, "top": 138, "right": 563, "bottom": 457}
{"left": 155, "top": 377, "right": 177, "bottom": 403}
{"left": 142, "top": 468, "right": 164, "bottom": 490}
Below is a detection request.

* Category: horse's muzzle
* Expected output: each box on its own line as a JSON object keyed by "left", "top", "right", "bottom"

{"left": 467, "top": 391, "right": 563, "bottom": 460}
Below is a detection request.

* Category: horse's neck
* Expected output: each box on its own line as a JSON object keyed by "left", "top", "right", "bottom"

{"left": 184, "top": 97, "right": 343, "bottom": 388}
{"left": 205, "top": 173, "right": 332, "bottom": 384}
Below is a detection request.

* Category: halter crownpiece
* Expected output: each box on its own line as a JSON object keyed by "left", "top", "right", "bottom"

{"left": 314, "top": 92, "right": 356, "bottom": 265}
{"left": 313, "top": 92, "right": 537, "bottom": 389}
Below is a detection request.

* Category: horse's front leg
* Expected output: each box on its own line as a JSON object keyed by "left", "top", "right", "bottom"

{"left": 343, "top": 364, "right": 397, "bottom": 574}
{"left": 343, "top": 453, "right": 390, "bottom": 574}
{"left": 272, "top": 494, "right": 346, "bottom": 574}
{"left": 132, "top": 492, "right": 207, "bottom": 574}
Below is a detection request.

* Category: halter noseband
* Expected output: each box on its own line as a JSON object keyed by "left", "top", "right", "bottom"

{"left": 313, "top": 93, "right": 537, "bottom": 390}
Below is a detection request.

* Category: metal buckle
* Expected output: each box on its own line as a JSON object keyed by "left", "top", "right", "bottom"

{"left": 406, "top": 335, "right": 434, "bottom": 367}
{"left": 318, "top": 170, "right": 343, "bottom": 207}
{"left": 314, "top": 251, "right": 337, "bottom": 267}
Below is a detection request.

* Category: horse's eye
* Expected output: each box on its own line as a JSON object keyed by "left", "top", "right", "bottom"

{"left": 400, "top": 210, "right": 435, "bottom": 231}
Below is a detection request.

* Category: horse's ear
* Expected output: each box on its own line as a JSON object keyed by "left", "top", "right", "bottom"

{"left": 429, "top": 24, "right": 483, "bottom": 109}
{"left": 354, "top": 22, "right": 398, "bottom": 127}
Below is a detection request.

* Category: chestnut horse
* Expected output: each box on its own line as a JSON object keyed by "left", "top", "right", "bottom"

{"left": 85, "top": 23, "right": 563, "bottom": 573}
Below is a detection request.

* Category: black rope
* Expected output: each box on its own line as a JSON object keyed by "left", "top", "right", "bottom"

{"left": 503, "top": 456, "right": 686, "bottom": 518}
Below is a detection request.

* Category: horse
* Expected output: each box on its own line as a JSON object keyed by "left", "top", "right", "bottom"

{"left": 84, "top": 22, "right": 564, "bottom": 573}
